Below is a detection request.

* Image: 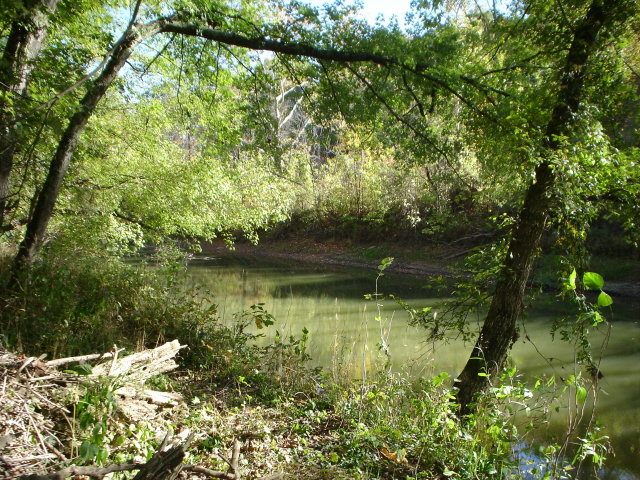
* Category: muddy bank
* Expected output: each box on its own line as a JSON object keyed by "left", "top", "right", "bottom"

{"left": 200, "top": 240, "right": 640, "bottom": 300}
{"left": 200, "top": 239, "right": 456, "bottom": 278}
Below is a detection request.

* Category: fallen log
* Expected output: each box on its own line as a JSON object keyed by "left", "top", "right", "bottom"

{"left": 90, "top": 340, "right": 185, "bottom": 383}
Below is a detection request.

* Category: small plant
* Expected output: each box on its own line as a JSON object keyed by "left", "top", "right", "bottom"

{"left": 555, "top": 269, "right": 613, "bottom": 369}
{"left": 71, "top": 378, "right": 119, "bottom": 465}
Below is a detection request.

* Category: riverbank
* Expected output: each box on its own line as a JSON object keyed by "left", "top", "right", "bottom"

{"left": 2, "top": 244, "right": 637, "bottom": 479}
{"left": 0, "top": 248, "right": 540, "bottom": 480}
{"left": 185, "top": 251, "right": 640, "bottom": 477}
{"left": 201, "top": 239, "right": 460, "bottom": 278}
{"left": 200, "top": 239, "right": 640, "bottom": 298}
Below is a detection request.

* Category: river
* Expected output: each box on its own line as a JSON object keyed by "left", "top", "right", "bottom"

{"left": 186, "top": 254, "right": 640, "bottom": 479}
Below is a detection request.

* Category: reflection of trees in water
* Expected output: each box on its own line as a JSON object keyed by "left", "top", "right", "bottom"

{"left": 191, "top": 268, "right": 273, "bottom": 303}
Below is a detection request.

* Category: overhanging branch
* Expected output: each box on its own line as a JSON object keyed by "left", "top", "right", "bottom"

{"left": 160, "top": 22, "right": 395, "bottom": 65}
{"left": 159, "top": 21, "right": 495, "bottom": 118}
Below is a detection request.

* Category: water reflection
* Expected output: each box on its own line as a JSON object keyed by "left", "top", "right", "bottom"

{"left": 187, "top": 255, "right": 640, "bottom": 478}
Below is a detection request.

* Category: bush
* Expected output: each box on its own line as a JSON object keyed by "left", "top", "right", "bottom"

{"left": 0, "top": 245, "right": 310, "bottom": 402}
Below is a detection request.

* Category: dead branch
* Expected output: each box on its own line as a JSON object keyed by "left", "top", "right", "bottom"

{"left": 183, "top": 437, "right": 243, "bottom": 479}
{"left": 19, "top": 462, "right": 143, "bottom": 480}
{"left": 45, "top": 352, "right": 114, "bottom": 368}
{"left": 183, "top": 465, "right": 235, "bottom": 479}
{"left": 90, "top": 340, "right": 185, "bottom": 383}
{"left": 18, "top": 434, "right": 192, "bottom": 480}
{"left": 131, "top": 433, "right": 190, "bottom": 480}
{"left": 0, "top": 342, "right": 187, "bottom": 478}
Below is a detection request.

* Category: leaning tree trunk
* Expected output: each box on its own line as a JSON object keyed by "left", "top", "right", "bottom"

{"left": 0, "top": 0, "right": 60, "bottom": 230}
{"left": 7, "top": 13, "right": 398, "bottom": 275}
{"left": 455, "top": 0, "right": 622, "bottom": 414}
{"left": 10, "top": 20, "right": 163, "bottom": 278}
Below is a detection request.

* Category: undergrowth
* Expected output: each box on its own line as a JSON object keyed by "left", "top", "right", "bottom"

{"left": 0, "top": 245, "right": 610, "bottom": 479}
{"left": 0, "top": 245, "right": 310, "bottom": 401}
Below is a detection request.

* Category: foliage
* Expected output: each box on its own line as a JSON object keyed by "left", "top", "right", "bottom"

{"left": 0, "top": 246, "right": 308, "bottom": 403}
{"left": 0, "top": 241, "right": 621, "bottom": 479}
{"left": 72, "top": 377, "right": 119, "bottom": 465}
{"left": 552, "top": 268, "right": 614, "bottom": 369}
{"left": 1, "top": 0, "right": 638, "bottom": 476}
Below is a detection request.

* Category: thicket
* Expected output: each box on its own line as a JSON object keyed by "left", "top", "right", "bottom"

{"left": 0, "top": 245, "right": 304, "bottom": 400}
{"left": 264, "top": 149, "right": 498, "bottom": 244}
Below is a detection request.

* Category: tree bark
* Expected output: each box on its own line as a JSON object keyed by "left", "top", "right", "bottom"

{"left": 0, "top": 0, "right": 60, "bottom": 230}
{"left": 455, "top": 0, "right": 621, "bottom": 414}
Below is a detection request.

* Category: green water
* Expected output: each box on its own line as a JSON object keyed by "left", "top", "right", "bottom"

{"left": 186, "top": 255, "right": 640, "bottom": 478}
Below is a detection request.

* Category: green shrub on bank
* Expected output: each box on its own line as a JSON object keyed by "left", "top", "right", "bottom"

{"left": 0, "top": 246, "right": 310, "bottom": 400}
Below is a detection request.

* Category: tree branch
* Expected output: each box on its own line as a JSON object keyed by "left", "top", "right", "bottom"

{"left": 3, "top": 7, "right": 162, "bottom": 128}
{"left": 160, "top": 22, "right": 395, "bottom": 65}
{"left": 19, "top": 463, "right": 144, "bottom": 480}
{"left": 344, "top": 63, "right": 449, "bottom": 158}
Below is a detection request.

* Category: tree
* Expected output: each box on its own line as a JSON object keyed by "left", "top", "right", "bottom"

{"left": 5, "top": 0, "right": 479, "bottom": 274}
{"left": 0, "top": 0, "right": 61, "bottom": 229}
{"left": 454, "top": 0, "right": 636, "bottom": 413}
{"left": 1, "top": 0, "right": 637, "bottom": 414}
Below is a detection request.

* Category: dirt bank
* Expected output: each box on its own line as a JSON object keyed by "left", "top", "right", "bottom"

{"left": 200, "top": 239, "right": 457, "bottom": 278}
{"left": 201, "top": 239, "right": 640, "bottom": 299}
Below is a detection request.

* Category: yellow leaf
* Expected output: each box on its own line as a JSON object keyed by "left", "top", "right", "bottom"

{"left": 379, "top": 447, "right": 397, "bottom": 462}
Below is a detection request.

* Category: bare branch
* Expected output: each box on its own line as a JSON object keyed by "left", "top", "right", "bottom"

{"left": 184, "top": 465, "right": 235, "bottom": 479}
{"left": 19, "top": 462, "right": 143, "bottom": 480}
{"left": 46, "top": 352, "right": 114, "bottom": 368}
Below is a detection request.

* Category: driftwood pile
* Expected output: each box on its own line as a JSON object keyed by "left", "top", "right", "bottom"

{"left": 0, "top": 341, "right": 281, "bottom": 480}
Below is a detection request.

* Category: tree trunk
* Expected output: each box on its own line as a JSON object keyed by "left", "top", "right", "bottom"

{"left": 0, "top": 0, "right": 60, "bottom": 230}
{"left": 10, "top": 21, "right": 162, "bottom": 276}
{"left": 455, "top": 0, "right": 619, "bottom": 414}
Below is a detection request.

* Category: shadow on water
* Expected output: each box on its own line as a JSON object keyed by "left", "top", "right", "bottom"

{"left": 187, "top": 255, "right": 640, "bottom": 479}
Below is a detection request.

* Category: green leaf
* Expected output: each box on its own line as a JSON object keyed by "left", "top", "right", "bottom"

{"left": 377, "top": 257, "right": 394, "bottom": 272}
{"left": 583, "top": 272, "right": 604, "bottom": 290}
{"left": 591, "top": 311, "right": 604, "bottom": 326}
{"left": 79, "top": 441, "right": 99, "bottom": 462}
{"left": 576, "top": 386, "right": 587, "bottom": 404}
{"left": 73, "top": 363, "right": 93, "bottom": 375}
{"left": 567, "top": 268, "right": 577, "bottom": 290}
{"left": 432, "top": 371, "right": 449, "bottom": 387}
{"left": 597, "top": 291, "right": 613, "bottom": 307}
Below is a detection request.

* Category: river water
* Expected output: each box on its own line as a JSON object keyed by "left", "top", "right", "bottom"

{"left": 186, "top": 255, "right": 640, "bottom": 478}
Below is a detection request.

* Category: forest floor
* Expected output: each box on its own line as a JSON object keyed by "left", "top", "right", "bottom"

{"left": 201, "top": 238, "right": 640, "bottom": 298}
